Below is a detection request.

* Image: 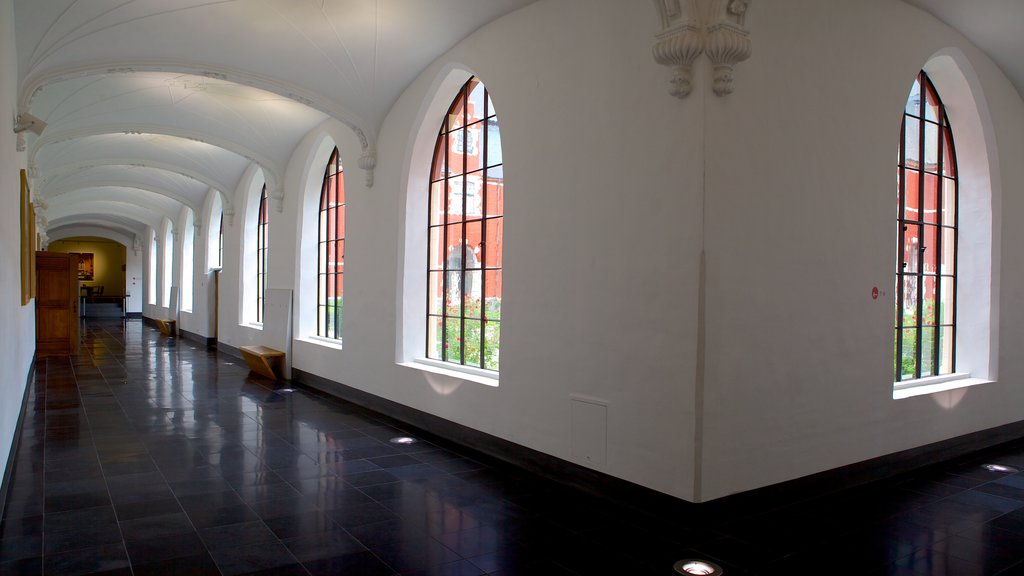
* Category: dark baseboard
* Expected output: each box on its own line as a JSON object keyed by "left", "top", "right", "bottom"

{"left": 125, "top": 312, "right": 142, "bottom": 319}
{"left": 180, "top": 329, "right": 216, "bottom": 348}
{"left": 290, "top": 367, "right": 1024, "bottom": 522}
{"left": 0, "top": 358, "right": 36, "bottom": 522}
{"left": 217, "top": 342, "right": 242, "bottom": 360}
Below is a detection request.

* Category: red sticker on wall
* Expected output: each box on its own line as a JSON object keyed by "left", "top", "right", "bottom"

{"left": 871, "top": 287, "right": 879, "bottom": 300}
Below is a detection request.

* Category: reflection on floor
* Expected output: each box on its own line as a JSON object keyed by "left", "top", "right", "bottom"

{"left": 4, "top": 319, "right": 1024, "bottom": 575}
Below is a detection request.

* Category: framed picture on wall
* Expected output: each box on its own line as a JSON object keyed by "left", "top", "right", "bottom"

{"left": 78, "top": 253, "right": 94, "bottom": 280}
{"left": 20, "top": 169, "right": 36, "bottom": 305}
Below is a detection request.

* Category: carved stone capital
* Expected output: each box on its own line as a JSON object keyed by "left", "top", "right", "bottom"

{"left": 359, "top": 148, "right": 377, "bottom": 188}
{"left": 704, "top": 22, "right": 751, "bottom": 96}
{"left": 652, "top": 0, "right": 753, "bottom": 98}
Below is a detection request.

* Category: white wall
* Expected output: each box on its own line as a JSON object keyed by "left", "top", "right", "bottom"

{"left": 146, "top": 0, "right": 1024, "bottom": 504}
{"left": 0, "top": 0, "right": 36, "bottom": 478}
{"left": 287, "top": 0, "right": 704, "bottom": 500}
{"left": 699, "top": 0, "right": 1024, "bottom": 500}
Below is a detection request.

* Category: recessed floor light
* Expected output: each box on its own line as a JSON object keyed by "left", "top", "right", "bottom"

{"left": 674, "top": 559, "right": 723, "bottom": 576}
{"left": 983, "top": 463, "right": 1019, "bottom": 473}
{"left": 390, "top": 436, "right": 417, "bottom": 445}
{"left": 276, "top": 388, "right": 295, "bottom": 393}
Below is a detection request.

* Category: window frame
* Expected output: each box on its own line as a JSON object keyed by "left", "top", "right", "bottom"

{"left": 256, "top": 183, "right": 268, "bottom": 323}
{"left": 425, "top": 76, "right": 503, "bottom": 372}
{"left": 895, "top": 70, "right": 959, "bottom": 383}
{"left": 317, "top": 147, "right": 345, "bottom": 340}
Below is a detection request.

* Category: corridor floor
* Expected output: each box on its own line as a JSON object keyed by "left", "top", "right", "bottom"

{"left": 5, "top": 320, "right": 1024, "bottom": 574}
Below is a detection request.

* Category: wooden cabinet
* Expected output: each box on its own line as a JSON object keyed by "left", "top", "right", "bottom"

{"left": 36, "top": 251, "right": 80, "bottom": 356}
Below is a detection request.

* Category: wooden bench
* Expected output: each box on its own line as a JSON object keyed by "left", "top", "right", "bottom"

{"left": 155, "top": 319, "right": 176, "bottom": 336}
{"left": 239, "top": 345, "right": 285, "bottom": 380}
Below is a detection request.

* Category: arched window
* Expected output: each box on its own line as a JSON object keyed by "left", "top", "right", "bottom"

{"left": 148, "top": 231, "right": 157, "bottom": 305}
{"left": 896, "top": 71, "right": 957, "bottom": 381}
{"left": 207, "top": 192, "right": 223, "bottom": 270}
{"left": 181, "top": 209, "right": 194, "bottom": 312}
{"left": 427, "top": 77, "right": 503, "bottom": 371}
{"left": 256, "top": 183, "right": 268, "bottom": 323}
{"left": 162, "top": 222, "right": 174, "bottom": 308}
{"left": 317, "top": 147, "right": 344, "bottom": 339}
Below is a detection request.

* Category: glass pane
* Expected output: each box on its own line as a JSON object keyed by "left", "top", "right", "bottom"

{"left": 939, "top": 277, "right": 955, "bottom": 324}
{"left": 447, "top": 96, "right": 465, "bottom": 131}
{"left": 464, "top": 319, "right": 482, "bottom": 368}
{"left": 904, "top": 118, "right": 920, "bottom": 167}
{"left": 336, "top": 205, "right": 346, "bottom": 239}
{"left": 444, "top": 318, "right": 462, "bottom": 363}
{"left": 922, "top": 174, "right": 939, "bottom": 224}
{"left": 922, "top": 276, "right": 937, "bottom": 326}
{"left": 486, "top": 93, "right": 496, "bottom": 119}
{"left": 903, "top": 171, "right": 920, "bottom": 220}
{"left": 920, "top": 225, "right": 937, "bottom": 273}
{"left": 484, "top": 270, "right": 502, "bottom": 317}
{"left": 485, "top": 295, "right": 501, "bottom": 321}
{"left": 428, "top": 227, "right": 443, "bottom": 271}
{"left": 484, "top": 320, "right": 500, "bottom": 371}
{"left": 939, "top": 326, "right": 954, "bottom": 375}
{"left": 449, "top": 128, "right": 468, "bottom": 174}
{"left": 431, "top": 138, "right": 446, "bottom": 182}
{"left": 464, "top": 271, "right": 482, "bottom": 316}
{"left": 318, "top": 305, "right": 326, "bottom": 336}
{"left": 465, "top": 124, "right": 483, "bottom": 170}
{"left": 428, "top": 272, "right": 443, "bottom": 315}
{"left": 920, "top": 327, "right": 935, "bottom": 377}
{"left": 430, "top": 181, "right": 444, "bottom": 226}
{"left": 900, "top": 276, "right": 918, "bottom": 325}
{"left": 904, "top": 79, "right": 921, "bottom": 116}
{"left": 318, "top": 242, "right": 327, "bottom": 275}
{"left": 924, "top": 122, "right": 939, "bottom": 170}
{"left": 467, "top": 79, "right": 486, "bottom": 123}
{"left": 900, "top": 328, "right": 918, "bottom": 380}
{"left": 445, "top": 271, "right": 462, "bottom": 317}
{"left": 464, "top": 221, "right": 482, "bottom": 268}
{"left": 335, "top": 239, "right": 345, "bottom": 275}
{"left": 484, "top": 218, "right": 503, "bottom": 269}
{"left": 942, "top": 178, "right": 956, "bottom": 226}
{"left": 447, "top": 179, "right": 466, "bottom": 221}
{"left": 901, "top": 225, "right": 919, "bottom": 273}
{"left": 485, "top": 178, "right": 504, "bottom": 218}
{"left": 465, "top": 172, "right": 483, "bottom": 216}
{"left": 486, "top": 120, "right": 502, "bottom": 168}
{"left": 923, "top": 81, "right": 940, "bottom": 123}
{"left": 943, "top": 129, "right": 956, "bottom": 177}
{"left": 940, "top": 227, "right": 956, "bottom": 275}
{"left": 445, "top": 224, "right": 465, "bottom": 269}
{"left": 428, "top": 316, "right": 443, "bottom": 360}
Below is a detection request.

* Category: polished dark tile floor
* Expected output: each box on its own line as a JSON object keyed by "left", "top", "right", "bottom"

{"left": 6, "top": 320, "right": 1024, "bottom": 574}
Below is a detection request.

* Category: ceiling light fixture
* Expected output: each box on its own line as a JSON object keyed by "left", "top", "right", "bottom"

{"left": 674, "top": 559, "right": 723, "bottom": 576}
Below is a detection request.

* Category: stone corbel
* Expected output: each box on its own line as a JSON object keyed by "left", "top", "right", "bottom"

{"left": 651, "top": 0, "right": 753, "bottom": 98}
{"left": 355, "top": 128, "right": 376, "bottom": 188}
{"left": 133, "top": 235, "right": 142, "bottom": 256}
{"left": 704, "top": 0, "right": 752, "bottom": 96}
{"left": 359, "top": 148, "right": 377, "bottom": 188}
{"left": 652, "top": 0, "right": 703, "bottom": 98}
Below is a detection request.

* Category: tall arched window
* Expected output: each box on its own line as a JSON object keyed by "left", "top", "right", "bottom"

{"left": 162, "top": 223, "right": 173, "bottom": 308}
{"left": 207, "top": 192, "right": 223, "bottom": 270}
{"left": 256, "top": 183, "right": 268, "bottom": 322}
{"left": 896, "top": 71, "right": 957, "bottom": 382}
{"left": 148, "top": 231, "right": 157, "bottom": 305}
{"left": 427, "top": 77, "right": 503, "bottom": 371}
{"left": 317, "top": 147, "right": 344, "bottom": 339}
{"left": 181, "top": 209, "right": 194, "bottom": 312}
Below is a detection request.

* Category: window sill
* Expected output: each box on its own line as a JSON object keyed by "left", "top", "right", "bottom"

{"left": 298, "top": 335, "right": 344, "bottom": 350}
{"left": 893, "top": 373, "right": 994, "bottom": 399}
{"left": 399, "top": 359, "right": 499, "bottom": 387}
{"left": 242, "top": 322, "right": 263, "bottom": 331}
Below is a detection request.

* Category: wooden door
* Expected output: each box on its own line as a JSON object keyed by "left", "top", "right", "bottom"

{"left": 36, "top": 251, "right": 80, "bottom": 356}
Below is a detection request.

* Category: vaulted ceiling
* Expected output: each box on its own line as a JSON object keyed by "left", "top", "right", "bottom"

{"left": 14, "top": 0, "right": 536, "bottom": 242}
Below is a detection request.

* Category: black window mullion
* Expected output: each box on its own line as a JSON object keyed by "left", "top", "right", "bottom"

{"left": 896, "top": 115, "right": 907, "bottom": 382}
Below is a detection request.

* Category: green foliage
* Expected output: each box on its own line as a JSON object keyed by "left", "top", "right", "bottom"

{"left": 436, "top": 297, "right": 500, "bottom": 371}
